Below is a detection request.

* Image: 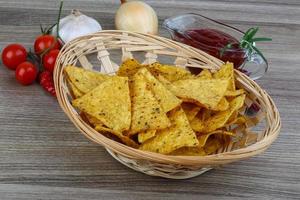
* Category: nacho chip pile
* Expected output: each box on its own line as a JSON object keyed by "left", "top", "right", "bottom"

{"left": 65, "top": 60, "right": 248, "bottom": 156}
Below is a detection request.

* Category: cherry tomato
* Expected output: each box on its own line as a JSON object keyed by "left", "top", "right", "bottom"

{"left": 2, "top": 44, "right": 27, "bottom": 70}
{"left": 42, "top": 49, "right": 59, "bottom": 73}
{"left": 15, "top": 61, "right": 38, "bottom": 85}
{"left": 39, "top": 71, "right": 56, "bottom": 96}
{"left": 34, "top": 35, "right": 60, "bottom": 55}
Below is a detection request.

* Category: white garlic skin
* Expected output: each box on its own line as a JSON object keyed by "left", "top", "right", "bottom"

{"left": 115, "top": 1, "right": 158, "bottom": 35}
{"left": 52, "top": 10, "right": 102, "bottom": 43}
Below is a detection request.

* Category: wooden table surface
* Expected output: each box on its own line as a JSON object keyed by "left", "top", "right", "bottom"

{"left": 0, "top": 0, "right": 299, "bottom": 199}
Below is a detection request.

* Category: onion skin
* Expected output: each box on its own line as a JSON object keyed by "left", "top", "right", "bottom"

{"left": 115, "top": 1, "right": 158, "bottom": 35}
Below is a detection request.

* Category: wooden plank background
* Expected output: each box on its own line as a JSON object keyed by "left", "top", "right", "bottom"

{"left": 0, "top": 0, "right": 299, "bottom": 199}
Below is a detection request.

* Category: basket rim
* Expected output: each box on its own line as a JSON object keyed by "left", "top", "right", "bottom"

{"left": 54, "top": 30, "right": 281, "bottom": 166}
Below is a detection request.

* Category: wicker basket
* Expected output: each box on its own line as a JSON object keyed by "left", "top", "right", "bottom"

{"left": 54, "top": 30, "right": 281, "bottom": 179}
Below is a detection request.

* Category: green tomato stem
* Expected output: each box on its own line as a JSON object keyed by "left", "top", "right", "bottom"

{"left": 56, "top": 1, "right": 64, "bottom": 40}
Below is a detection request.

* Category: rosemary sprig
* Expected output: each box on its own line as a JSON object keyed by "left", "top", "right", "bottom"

{"left": 220, "top": 42, "right": 235, "bottom": 57}
{"left": 221, "top": 27, "right": 272, "bottom": 64}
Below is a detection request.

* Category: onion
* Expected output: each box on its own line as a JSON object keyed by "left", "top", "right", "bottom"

{"left": 115, "top": 0, "right": 158, "bottom": 35}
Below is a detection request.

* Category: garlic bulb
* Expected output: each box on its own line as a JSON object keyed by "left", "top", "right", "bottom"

{"left": 52, "top": 10, "right": 102, "bottom": 43}
{"left": 115, "top": 1, "right": 158, "bottom": 35}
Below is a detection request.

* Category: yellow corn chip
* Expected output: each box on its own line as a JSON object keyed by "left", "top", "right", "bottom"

{"left": 67, "top": 79, "right": 84, "bottom": 98}
{"left": 85, "top": 114, "right": 103, "bottom": 127}
{"left": 72, "top": 76, "right": 131, "bottom": 132}
{"left": 138, "top": 130, "right": 156, "bottom": 143}
{"left": 229, "top": 94, "right": 246, "bottom": 111}
{"left": 212, "top": 97, "right": 229, "bottom": 111}
{"left": 140, "top": 107, "right": 199, "bottom": 154}
{"left": 156, "top": 74, "right": 178, "bottom": 91}
{"left": 227, "top": 116, "right": 247, "bottom": 125}
{"left": 198, "top": 130, "right": 234, "bottom": 147}
{"left": 190, "top": 114, "right": 205, "bottom": 132}
{"left": 201, "top": 109, "right": 212, "bottom": 121}
{"left": 130, "top": 72, "right": 171, "bottom": 135}
{"left": 213, "top": 62, "right": 235, "bottom": 91}
{"left": 227, "top": 111, "right": 238, "bottom": 124}
{"left": 171, "top": 130, "right": 232, "bottom": 155}
{"left": 197, "top": 69, "right": 213, "bottom": 79}
{"left": 95, "top": 125, "right": 138, "bottom": 148}
{"left": 65, "top": 65, "right": 109, "bottom": 94}
{"left": 117, "top": 59, "right": 143, "bottom": 77}
{"left": 181, "top": 103, "right": 201, "bottom": 122}
{"left": 204, "top": 94, "right": 246, "bottom": 132}
{"left": 172, "top": 79, "right": 229, "bottom": 109}
{"left": 225, "top": 89, "right": 246, "bottom": 97}
{"left": 170, "top": 146, "right": 206, "bottom": 156}
{"left": 138, "top": 68, "right": 181, "bottom": 113}
{"left": 204, "top": 138, "right": 222, "bottom": 155}
{"left": 149, "top": 62, "right": 192, "bottom": 82}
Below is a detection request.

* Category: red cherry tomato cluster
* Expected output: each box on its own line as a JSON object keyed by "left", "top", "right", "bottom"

{"left": 2, "top": 44, "right": 27, "bottom": 70}
{"left": 1, "top": 34, "right": 61, "bottom": 96}
{"left": 34, "top": 35, "right": 61, "bottom": 55}
{"left": 16, "top": 61, "right": 38, "bottom": 85}
{"left": 39, "top": 71, "right": 56, "bottom": 96}
{"left": 42, "top": 49, "right": 60, "bottom": 72}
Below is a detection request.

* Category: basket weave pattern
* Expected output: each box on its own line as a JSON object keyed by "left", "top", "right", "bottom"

{"left": 54, "top": 30, "right": 281, "bottom": 179}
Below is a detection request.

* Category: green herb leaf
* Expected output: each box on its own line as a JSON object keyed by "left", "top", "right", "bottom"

{"left": 243, "top": 27, "right": 259, "bottom": 41}
{"left": 250, "top": 37, "right": 272, "bottom": 42}
{"left": 220, "top": 27, "right": 271, "bottom": 68}
{"left": 251, "top": 45, "right": 268, "bottom": 65}
{"left": 240, "top": 39, "right": 252, "bottom": 49}
{"left": 220, "top": 43, "right": 234, "bottom": 57}
{"left": 242, "top": 28, "right": 253, "bottom": 41}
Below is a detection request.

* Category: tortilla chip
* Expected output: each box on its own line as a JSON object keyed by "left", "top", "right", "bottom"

{"left": 149, "top": 62, "right": 192, "bottom": 82}
{"left": 198, "top": 130, "right": 234, "bottom": 147}
{"left": 72, "top": 76, "right": 131, "bottom": 132}
{"left": 156, "top": 74, "right": 178, "bottom": 91}
{"left": 204, "top": 94, "right": 246, "bottom": 132}
{"left": 85, "top": 114, "right": 103, "bottom": 127}
{"left": 138, "top": 130, "right": 156, "bottom": 143}
{"left": 171, "top": 79, "right": 229, "bottom": 109}
{"left": 213, "top": 62, "right": 235, "bottom": 91}
{"left": 181, "top": 103, "right": 201, "bottom": 122}
{"left": 67, "top": 79, "right": 84, "bottom": 98}
{"left": 117, "top": 59, "right": 143, "bottom": 77}
{"left": 130, "top": 72, "right": 171, "bottom": 135}
{"left": 227, "top": 116, "right": 247, "bottom": 125}
{"left": 140, "top": 107, "right": 199, "bottom": 154}
{"left": 95, "top": 125, "right": 138, "bottom": 148}
{"left": 225, "top": 89, "right": 246, "bottom": 97}
{"left": 65, "top": 65, "right": 109, "bottom": 94}
{"left": 171, "top": 130, "right": 233, "bottom": 155}
{"left": 201, "top": 109, "right": 212, "bottom": 121}
{"left": 229, "top": 94, "right": 246, "bottom": 111}
{"left": 138, "top": 68, "right": 181, "bottom": 113}
{"left": 197, "top": 69, "right": 212, "bottom": 79}
{"left": 204, "top": 138, "right": 222, "bottom": 155}
{"left": 170, "top": 146, "right": 206, "bottom": 156}
{"left": 190, "top": 114, "right": 205, "bottom": 132}
{"left": 212, "top": 97, "right": 229, "bottom": 111}
{"left": 227, "top": 111, "right": 238, "bottom": 124}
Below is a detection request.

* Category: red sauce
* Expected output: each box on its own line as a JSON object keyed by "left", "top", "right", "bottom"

{"left": 174, "top": 28, "right": 246, "bottom": 68}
